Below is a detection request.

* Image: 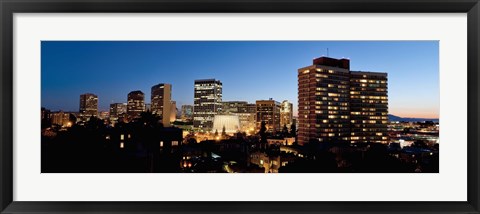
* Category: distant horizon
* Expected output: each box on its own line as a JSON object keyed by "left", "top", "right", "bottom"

{"left": 41, "top": 41, "right": 440, "bottom": 119}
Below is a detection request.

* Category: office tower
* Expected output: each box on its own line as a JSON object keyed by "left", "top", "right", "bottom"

{"left": 127, "top": 90, "right": 145, "bottom": 120}
{"left": 349, "top": 71, "right": 389, "bottom": 144}
{"left": 151, "top": 83, "right": 172, "bottom": 127}
{"left": 109, "top": 103, "right": 127, "bottom": 120}
{"left": 256, "top": 99, "right": 281, "bottom": 133}
{"left": 298, "top": 57, "right": 351, "bottom": 145}
{"left": 79, "top": 93, "right": 98, "bottom": 120}
{"left": 280, "top": 100, "right": 293, "bottom": 130}
{"left": 193, "top": 79, "right": 222, "bottom": 131}
{"left": 297, "top": 56, "right": 388, "bottom": 145}
{"left": 180, "top": 105, "right": 194, "bottom": 122}
{"left": 222, "top": 101, "right": 248, "bottom": 114}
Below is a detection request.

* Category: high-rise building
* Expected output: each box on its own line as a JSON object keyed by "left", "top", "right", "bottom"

{"left": 297, "top": 56, "right": 388, "bottom": 145}
{"left": 298, "top": 57, "right": 350, "bottom": 145}
{"left": 109, "top": 103, "right": 127, "bottom": 120}
{"left": 180, "top": 105, "right": 194, "bottom": 122}
{"left": 280, "top": 100, "right": 293, "bottom": 130}
{"left": 222, "top": 101, "right": 248, "bottom": 114}
{"left": 349, "top": 71, "right": 389, "bottom": 144}
{"left": 79, "top": 93, "right": 98, "bottom": 120}
{"left": 193, "top": 79, "right": 222, "bottom": 131}
{"left": 151, "top": 83, "right": 172, "bottom": 127}
{"left": 127, "top": 90, "right": 145, "bottom": 120}
{"left": 256, "top": 99, "right": 281, "bottom": 133}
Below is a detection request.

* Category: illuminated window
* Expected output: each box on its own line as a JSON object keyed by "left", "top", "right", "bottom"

{"left": 160, "top": 141, "right": 164, "bottom": 147}
{"left": 172, "top": 141, "right": 179, "bottom": 146}
{"left": 120, "top": 142, "right": 124, "bottom": 149}
{"left": 120, "top": 134, "right": 124, "bottom": 140}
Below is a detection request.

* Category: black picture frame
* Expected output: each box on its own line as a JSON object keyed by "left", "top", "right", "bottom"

{"left": 1, "top": 0, "right": 479, "bottom": 213}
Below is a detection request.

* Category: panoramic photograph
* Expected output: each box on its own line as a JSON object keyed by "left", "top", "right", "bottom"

{"left": 41, "top": 41, "right": 439, "bottom": 173}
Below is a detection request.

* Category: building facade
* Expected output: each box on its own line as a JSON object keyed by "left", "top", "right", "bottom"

{"left": 151, "top": 83, "right": 172, "bottom": 127}
{"left": 349, "top": 71, "right": 389, "bottom": 144}
{"left": 51, "top": 111, "right": 72, "bottom": 127}
{"left": 79, "top": 93, "right": 98, "bottom": 120}
{"left": 193, "top": 79, "right": 223, "bottom": 131}
{"left": 297, "top": 57, "right": 388, "bottom": 145}
{"left": 170, "top": 100, "right": 177, "bottom": 123}
{"left": 127, "top": 90, "right": 145, "bottom": 120}
{"left": 256, "top": 99, "right": 281, "bottom": 133}
{"left": 109, "top": 103, "right": 127, "bottom": 120}
{"left": 280, "top": 100, "right": 293, "bottom": 130}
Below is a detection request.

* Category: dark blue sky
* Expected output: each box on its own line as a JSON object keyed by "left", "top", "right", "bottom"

{"left": 41, "top": 41, "right": 439, "bottom": 118}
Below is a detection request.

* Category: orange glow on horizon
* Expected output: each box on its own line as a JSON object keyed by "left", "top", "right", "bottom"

{"left": 390, "top": 112, "right": 439, "bottom": 119}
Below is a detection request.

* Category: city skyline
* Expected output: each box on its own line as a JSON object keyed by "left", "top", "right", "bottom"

{"left": 41, "top": 41, "right": 439, "bottom": 118}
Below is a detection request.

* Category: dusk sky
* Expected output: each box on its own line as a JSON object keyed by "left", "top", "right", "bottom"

{"left": 41, "top": 41, "right": 439, "bottom": 119}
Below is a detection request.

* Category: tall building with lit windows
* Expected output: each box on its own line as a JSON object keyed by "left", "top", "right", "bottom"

{"left": 127, "top": 90, "right": 145, "bottom": 120}
{"left": 109, "top": 103, "right": 127, "bottom": 120}
{"left": 280, "top": 100, "right": 293, "bottom": 130}
{"left": 79, "top": 93, "right": 98, "bottom": 120}
{"left": 349, "top": 71, "right": 389, "bottom": 144}
{"left": 256, "top": 99, "right": 281, "bottom": 133}
{"left": 151, "top": 83, "right": 172, "bottom": 127}
{"left": 297, "top": 57, "right": 388, "bottom": 145}
{"left": 193, "top": 79, "right": 222, "bottom": 131}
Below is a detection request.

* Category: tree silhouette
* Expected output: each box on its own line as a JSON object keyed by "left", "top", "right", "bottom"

{"left": 290, "top": 123, "right": 296, "bottom": 137}
{"left": 139, "top": 111, "right": 162, "bottom": 128}
{"left": 222, "top": 125, "right": 227, "bottom": 136}
{"left": 282, "top": 124, "right": 289, "bottom": 136}
{"left": 69, "top": 113, "right": 77, "bottom": 125}
{"left": 214, "top": 129, "right": 218, "bottom": 136}
{"left": 259, "top": 121, "right": 267, "bottom": 151}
